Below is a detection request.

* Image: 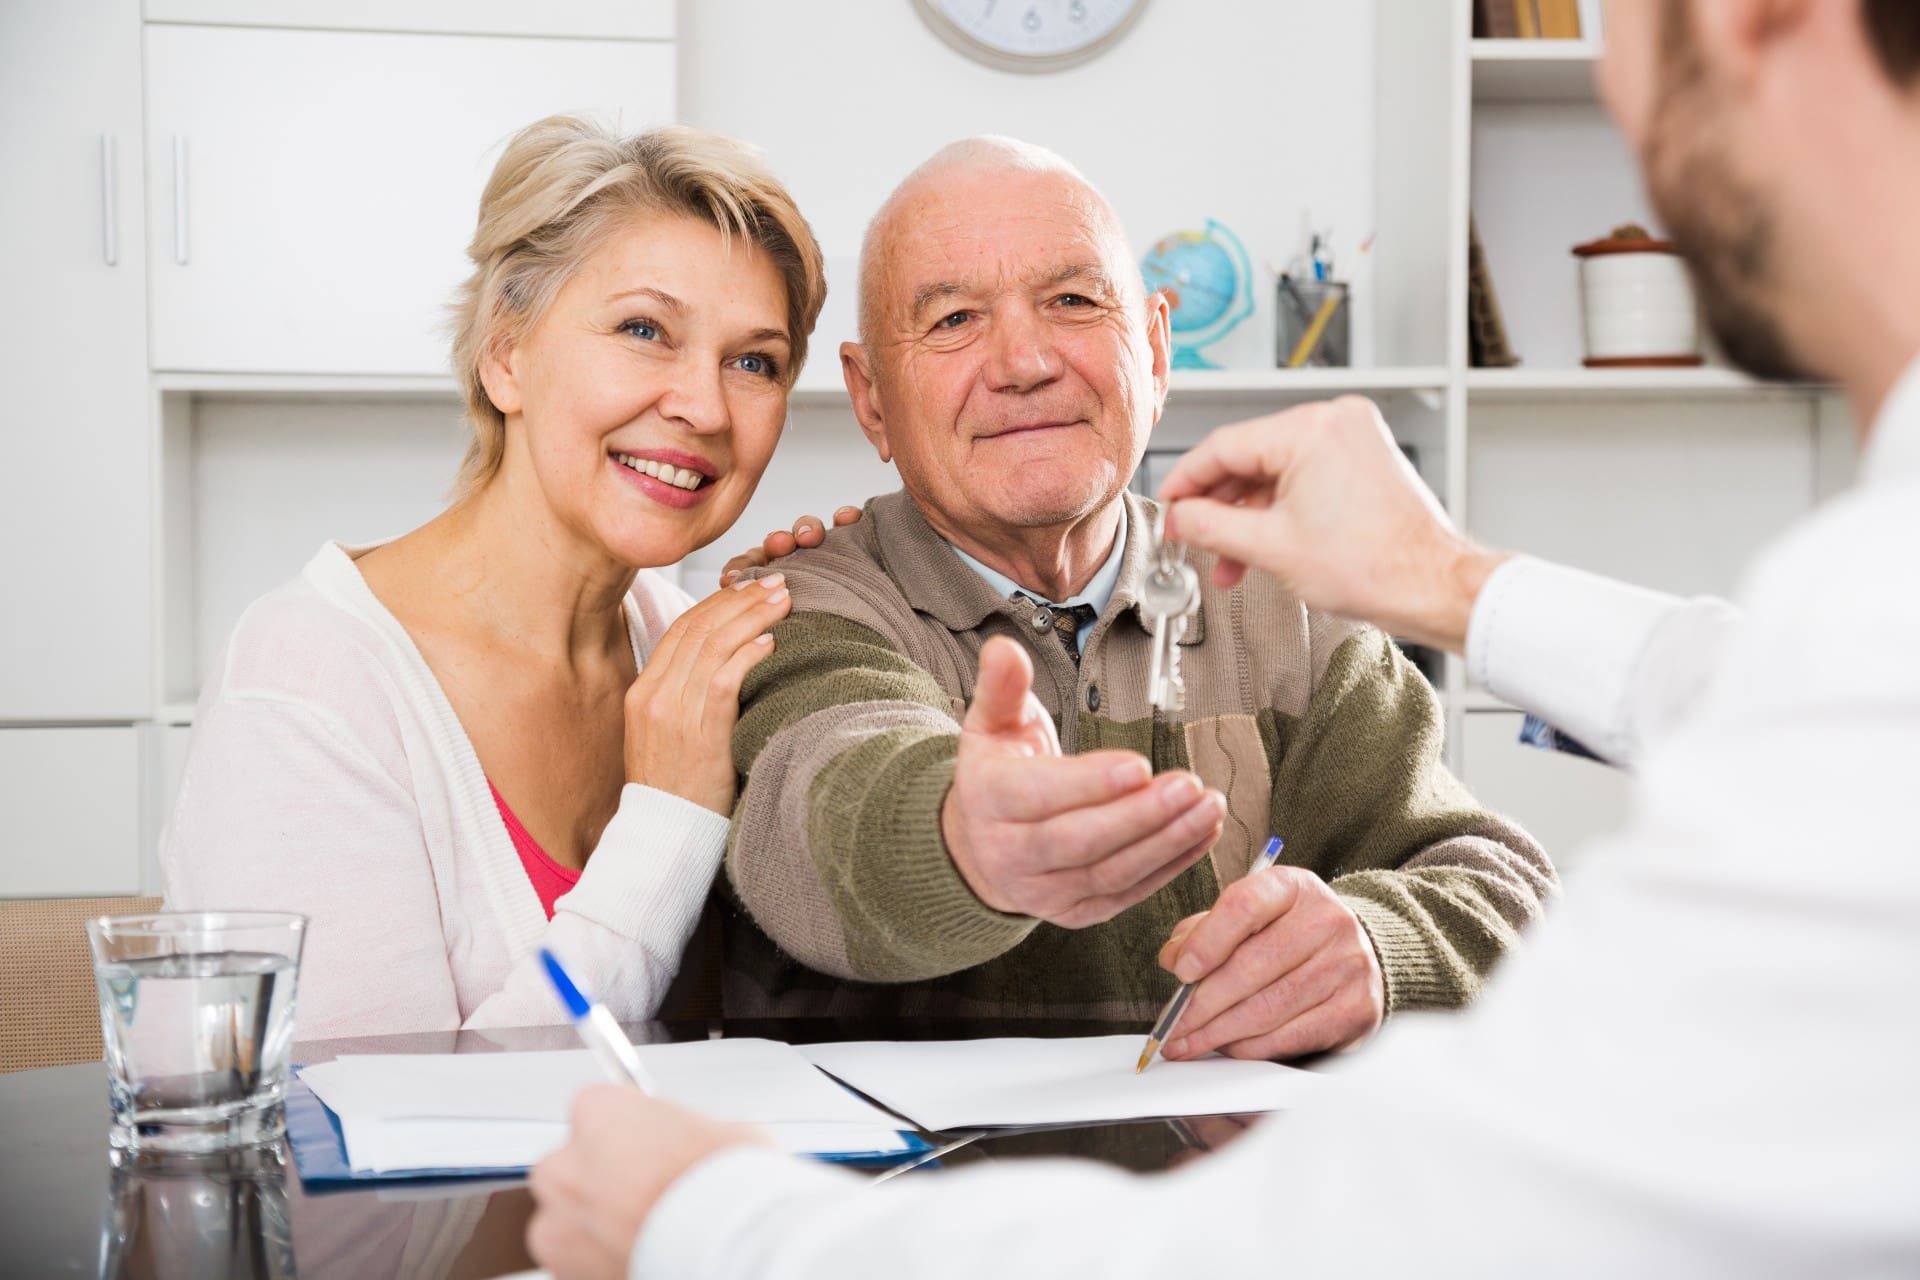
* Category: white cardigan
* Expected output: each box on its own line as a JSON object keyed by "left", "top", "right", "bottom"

{"left": 161, "top": 543, "right": 730, "bottom": 1042}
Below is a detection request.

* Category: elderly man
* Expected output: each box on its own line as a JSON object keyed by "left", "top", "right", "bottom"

{"left": 714, "top": 136, "right": 1553, "bottom": 1061}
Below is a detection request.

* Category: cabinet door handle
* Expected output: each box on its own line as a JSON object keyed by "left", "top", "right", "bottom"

{"left": 172, "top": 134, "right": 189, "bottom": 266}
{"left": 99, "top": 134, "right": 119, "bottom": 267}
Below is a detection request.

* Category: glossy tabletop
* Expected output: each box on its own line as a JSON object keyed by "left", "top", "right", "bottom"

{"left": 0, "top": 1018, "right": 1266, "bottom": 1279}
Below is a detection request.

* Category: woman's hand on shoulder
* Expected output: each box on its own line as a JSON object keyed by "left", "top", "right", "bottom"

{"left": 718, "top": 506, "right": 862, "bottom": 587}
{"left": 624, "top": 575, "right": 792, "bottom": 815}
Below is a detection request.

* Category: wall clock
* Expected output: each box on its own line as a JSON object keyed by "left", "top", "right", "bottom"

{"left": 913, "top": 0, "right": 1152, "bottom": 73}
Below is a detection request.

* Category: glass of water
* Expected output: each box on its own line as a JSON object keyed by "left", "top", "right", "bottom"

{"left": 86, "top": 912, "right": 307, "bottom": 1154}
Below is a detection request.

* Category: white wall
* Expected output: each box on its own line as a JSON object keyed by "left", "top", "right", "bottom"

{"left": 1468, "top": 398, "right": 1821, "bottom": 598}
{"left": 674, "top": 0, "right": 1385, "bottom": 574}
{"left": 679, "top": 0, "right": 1377, "bottom": 304}
{"left": 1472, "top": 101, "right": 1654, "bottom": 370}
{"left": 188, "top": 397, "right": 469, "bottom": 687}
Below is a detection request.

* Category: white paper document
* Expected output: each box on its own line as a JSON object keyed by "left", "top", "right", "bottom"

{"left": 798, "top": 1035, "right": 1324, "bottom": 1131}
{"left": 297, "top": 1039, "right": 910, "bottom": 1174}
{"left": 306, "top": 1115, "right": 911, "bottom": 1175}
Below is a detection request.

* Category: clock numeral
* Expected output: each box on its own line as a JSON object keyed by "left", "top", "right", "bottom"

{"left": 922, "top": 0, "right": 1147, "bottom": 65}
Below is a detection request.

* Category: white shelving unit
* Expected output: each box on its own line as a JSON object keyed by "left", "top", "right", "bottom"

{"left": 791, "top": 364, "right": 1454, "bottom": 406}
{"left": 1457, "top": 22, "right": 1851, "bottom": 854}
{"left": 151, "top": 372, "right": 463, "bottom": 398}
{"left": 1471, "top": 38, "right": 1605, "bottom": 102}
{"left": 1466, "top": 367, "right": 1832, "bottom": 400}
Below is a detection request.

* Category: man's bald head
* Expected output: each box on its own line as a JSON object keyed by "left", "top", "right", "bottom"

{"left": 834, "top": 135, "right": 1170, "bottom": 562}
{"left": 856, "top": 137, "right": 1140, "bottom": 355}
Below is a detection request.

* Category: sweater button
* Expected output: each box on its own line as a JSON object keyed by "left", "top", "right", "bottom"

{"left": 1087, "top": 683, "right": 1101, "bottom": 712}
{"left": 1030, "top": 608, "right": 1054, "bottom": 631}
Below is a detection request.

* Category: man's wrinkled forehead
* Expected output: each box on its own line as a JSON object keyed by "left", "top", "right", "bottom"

{"left": 876, "top": 171, "right": 1136, "bottom": 320}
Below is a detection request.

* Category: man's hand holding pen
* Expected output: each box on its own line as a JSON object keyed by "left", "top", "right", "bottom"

{"left": 1155, "top": 866, "right": 1385, "bottom": 1063}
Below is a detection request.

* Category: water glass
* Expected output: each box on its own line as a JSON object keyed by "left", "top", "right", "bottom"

{"left": 86, "top": 912, "right": 307, "bottom": 1154}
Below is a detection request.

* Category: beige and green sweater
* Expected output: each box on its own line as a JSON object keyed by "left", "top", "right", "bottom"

{"left": 721, "top": 489, "right": 1556, "bottom": 1021}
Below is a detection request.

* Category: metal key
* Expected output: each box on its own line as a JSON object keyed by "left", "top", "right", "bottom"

{"left": 1142, "top": 508, "right": 1200, "bottom": 712}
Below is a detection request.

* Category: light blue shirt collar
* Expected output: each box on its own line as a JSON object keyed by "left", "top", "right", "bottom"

{"left": 947, "top": 503, "right": 1129, "bottom": 653}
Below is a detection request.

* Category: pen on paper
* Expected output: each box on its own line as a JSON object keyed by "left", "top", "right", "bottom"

{"left": 1136, "top": 837, "right": 1285, "bottom": 1074}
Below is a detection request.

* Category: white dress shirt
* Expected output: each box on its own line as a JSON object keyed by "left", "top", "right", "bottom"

{"left": 632, "top": 360, "right": 1920, "bottom": 1277}
{"left": 946, "top": 501, "right": 1129, "bottom": 653}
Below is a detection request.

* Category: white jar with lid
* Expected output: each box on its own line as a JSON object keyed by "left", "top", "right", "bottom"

{"left": 1573, "top": 232, "right": 1703, "bottom": 367}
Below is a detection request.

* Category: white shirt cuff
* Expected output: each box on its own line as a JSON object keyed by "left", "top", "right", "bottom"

{"left": 631, "top": 1145, "right": 857, "bottom": 1280}
{"left": 1466, "top": 557, "right": 1689, "bottom": 766}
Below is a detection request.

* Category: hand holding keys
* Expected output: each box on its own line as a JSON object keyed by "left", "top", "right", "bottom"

{"left": 1143, "top": 508, "right": 1201, "bottom": 713}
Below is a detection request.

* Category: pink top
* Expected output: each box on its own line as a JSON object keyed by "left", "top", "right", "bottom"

{"left": 489, "top": 780, "right": 582, "bottom": 919}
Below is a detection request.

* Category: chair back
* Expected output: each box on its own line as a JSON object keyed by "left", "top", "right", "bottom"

{"left": 0, "top": 895, "right": 161, "bottom": 1072}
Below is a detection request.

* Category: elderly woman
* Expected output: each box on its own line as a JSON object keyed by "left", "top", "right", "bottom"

{"left": 161, "top": 116, "right": 826, "bottom": 1040}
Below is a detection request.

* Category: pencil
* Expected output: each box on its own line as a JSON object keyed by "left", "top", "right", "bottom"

{"left": 1285, "top": 293, "right": 1342, "bottom": 368}
{"left": 1135, "top": 837, "right": 1285, "bottom": 1073}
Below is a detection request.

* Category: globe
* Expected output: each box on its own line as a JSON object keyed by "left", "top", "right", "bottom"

{"left": 1140, "top": 219, "right": 1254, "bottom": 369}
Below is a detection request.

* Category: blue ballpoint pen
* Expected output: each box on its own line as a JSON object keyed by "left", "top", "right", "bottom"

{"left": 540, "top": 947, "right": 659, "bottom": 1093}
{"left": 1135, "top": 836, "right": 1286, "bottom": 1073}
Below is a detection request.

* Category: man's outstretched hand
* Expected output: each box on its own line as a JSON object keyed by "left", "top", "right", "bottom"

{"left": 942, "top": 637, "right": 1226, "bottom": 930}
{"left": 1159, "top": 396, "right": 1509, "bottom": 656}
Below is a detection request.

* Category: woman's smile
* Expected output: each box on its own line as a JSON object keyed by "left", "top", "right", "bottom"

{"left": 610, "top": 449, "right": 720, "bottom": 510}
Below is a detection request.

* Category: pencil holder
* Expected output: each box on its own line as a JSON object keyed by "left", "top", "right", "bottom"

{"left": 1276, "top": 278, "right": 1350, "bottom": 368}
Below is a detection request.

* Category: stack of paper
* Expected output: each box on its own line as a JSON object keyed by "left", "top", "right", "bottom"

{"left": 798, "top": 1035, "right": 1323, "bottom": 1131}
{"left": 297, "top": 1038, "right": 913, "bottom": 1175}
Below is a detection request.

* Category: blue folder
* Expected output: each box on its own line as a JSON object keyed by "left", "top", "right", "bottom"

{"left": 286, "top": 1074, "right": 932, "bottom": 1187}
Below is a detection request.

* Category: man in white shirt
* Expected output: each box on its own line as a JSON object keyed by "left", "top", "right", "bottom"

{"left": 524, "top": 2, "right": 1920, "bottom": 1274}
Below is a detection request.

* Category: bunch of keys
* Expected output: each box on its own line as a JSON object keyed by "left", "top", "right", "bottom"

{"left": 1142, "top": 508, "right": 1201, "bottom": 713}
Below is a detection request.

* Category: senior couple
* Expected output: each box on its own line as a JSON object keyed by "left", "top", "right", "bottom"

{"left": 163, "top": 116, "right": 1550, "bottom": 1062}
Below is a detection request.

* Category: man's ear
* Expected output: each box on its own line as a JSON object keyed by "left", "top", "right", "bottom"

{"left": 1692, "top": 0, "right": 1812, "bottom": 89}
{"left": 841, "top": 341, "right": 893, "bottom": 464}
{"left": 1145, "top": 290, "right": 1173, "bottom": 423}
{"left": 478, "top": 332, "right": 524, "bottom": 417}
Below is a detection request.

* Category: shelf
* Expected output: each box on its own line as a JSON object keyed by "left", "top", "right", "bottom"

{"left": 142, "top": 0, "right": 676, "bottom": 42}
{"left": 1467, "top": 367, "right": 1831, "bottom": 401}
{"left": 158, "top": 702, "right": 197, "bottom": 725}
{"left": 792, "top": 366, "right": 1452, "bottom": 406}
{"left": 154, "top": 371, "right": 461, "bottom": 400}
{"left": 1472, "top": 39, "right": 1602, "bottom": 103}
{"left": 1457, "top": 687, "right": 1518, "bottom": 713}
{"left": 153, "top": 366, "right": 1829, "bottom": 407}
{"left": 1168, "top": 367, "right": 1450, "bottom": 397}
{"left": 788, "top": 378, "right": 853, "bottom": 406}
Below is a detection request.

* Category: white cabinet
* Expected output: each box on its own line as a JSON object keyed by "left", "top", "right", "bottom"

{"left": 143, "top": 25, "right": 675, "bottom": 375}
{"left": 0, "top": 0, "right": 152, "bottom": 719}
{"left": 0, "top": 728, "right": 145, "bottom": 896}
{"left": 1459, "top": 711, "right": 1633, "bottom": 876}
{"left": 142, "top": 0, "right": 675, "bottom": 41}
{"left": 143, "top": 724, "right": 196, "bottom": 894}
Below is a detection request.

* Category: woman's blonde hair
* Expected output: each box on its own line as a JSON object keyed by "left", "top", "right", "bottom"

{"left": 448, "top": 116, "right": 826, "bottom": 496}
